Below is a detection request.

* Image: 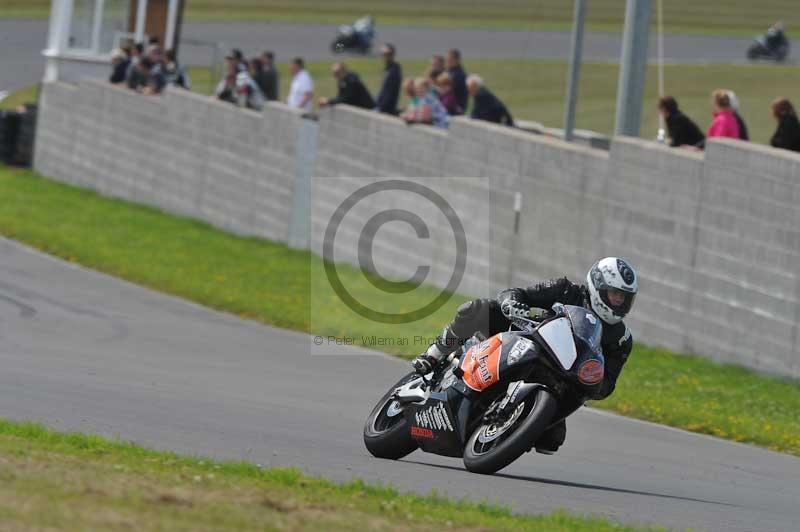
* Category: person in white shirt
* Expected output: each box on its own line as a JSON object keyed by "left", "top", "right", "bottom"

{"left": 287, "top": 57, "right": 314, "bottom": 112}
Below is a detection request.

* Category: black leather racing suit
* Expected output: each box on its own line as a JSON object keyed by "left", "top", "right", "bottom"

{"left": 434, "top": 277, "right": 634, "bottom": 450}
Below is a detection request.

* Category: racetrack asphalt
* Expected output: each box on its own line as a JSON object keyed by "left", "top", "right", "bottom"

{"left": 0, "top": 18, "right": 762, "bottom": 93}
{"left": 1, "top": 235, "right": 798, "bottom": 532}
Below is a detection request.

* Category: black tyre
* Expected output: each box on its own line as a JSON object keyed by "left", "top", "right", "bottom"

{"left": 363, "top": 372, "right": 419, "bottom": 460}
{"left": 463, "top": 388, "right": 558, "bottom": 475}
{"left": 746, "top": 45, "right": 760, "bottom": 60}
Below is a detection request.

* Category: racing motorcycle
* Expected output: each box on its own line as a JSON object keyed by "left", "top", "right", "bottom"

{"left": 363, "top": 304, "right": 605, "bottom": 474}
{"left": 331, "top": 15, "right": 375, "bottom": 54}
{"left": 747, "top": 28, "right": 790, "bottom": 61}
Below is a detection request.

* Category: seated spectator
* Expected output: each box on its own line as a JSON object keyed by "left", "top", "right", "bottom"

{"left": 142, "top": 57, "right": 166, "bottom": 95}
{"left": 287, "top": 57, "right": 314, "bottom": 112}
{"left": 436, "top": 72, "right": 463, "bottom": 116}
{"left": 109, "top": 48, "right": 130, "bottom": 84}
{"left": 375, "top": 43, "right": 402, "bottom": 115}
{"left": 251, "top": 51, "right": 279, "bottom": 101}
{"left": 401, "top": 77, "right": 449, "bottom": 129}
{"left": 658, "top": 96, "right": 705, "bottom": 148}
{"left": 163, "top": 49, "right": 190, "bottom": 89}
{"left": 427, "top": 54, "right": 445, "bottom": 84}
{"left": 727, "top": 91, "right": 749, "bottom": 141}
{"left": 446, "top": 48, "right": 468, "bottom": 114}
{"left": 707, "top": 89, "right": 740, "bottom": 140}
{"left": 318, "top": 62, "right": 375, "bottom": 110}
{"left": 769, "top": 98, "right": 800, "bottom": 152}
{"left": 467, "top": 74, "right": 513, "bottom": 126}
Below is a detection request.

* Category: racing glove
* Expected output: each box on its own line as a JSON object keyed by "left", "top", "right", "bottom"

{"left": 500, "top": 299, "right": 531, "bottom": 320}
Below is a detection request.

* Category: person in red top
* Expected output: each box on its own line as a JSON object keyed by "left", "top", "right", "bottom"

{"left": 707, "top": 89, "right": 740, "bottom": 139}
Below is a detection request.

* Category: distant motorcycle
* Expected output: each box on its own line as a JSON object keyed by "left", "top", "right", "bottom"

{"left": 363, "top": 304, "right": 606, "bottom": 474}
{"left": 747, "top": 25, "right": 790, "bottom": 61}
{"left": 331, "top": 15, "right": 375, "bottom": 54}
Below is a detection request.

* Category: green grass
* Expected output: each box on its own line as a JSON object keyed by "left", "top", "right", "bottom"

{"left": 1, "top": 0, "right": 798, "bottom": 34}
{"left": 1, "top": 165, "right": 799, "bottom": 457}
{"left": 189, "top": 58, "right": 800, "bottom": 144}
{"left": 0, "top": 83, "right": 37, "bottom": 110}
{"left": 0, "top": 418, "right": 662, "bottom": 531}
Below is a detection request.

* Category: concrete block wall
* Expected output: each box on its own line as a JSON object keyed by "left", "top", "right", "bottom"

{"left": 35, "top": 81, "right": 306, "bottom": 244}
{"left": 694, "top": 139, "right": 800, "bottom": 375}
{"left": 34, "top": 85, "right": 800, "bottom": 377}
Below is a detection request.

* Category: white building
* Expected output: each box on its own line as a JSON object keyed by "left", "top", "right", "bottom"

{"left": 43, "top": 0, "right": 184, "bottom": 82}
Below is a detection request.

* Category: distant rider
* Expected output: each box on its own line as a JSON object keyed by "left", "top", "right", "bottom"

{"left": 412, "top": 257, "right": 638, "bottom": 455}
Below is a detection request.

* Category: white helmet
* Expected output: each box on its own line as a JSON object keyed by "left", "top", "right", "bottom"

{"left": 586, "top": 257, "right": 638, "bottom": 325}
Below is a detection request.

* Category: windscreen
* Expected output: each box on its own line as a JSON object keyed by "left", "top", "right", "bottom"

{"left": 565, "top": 305, "right": 603, "bottom": 354}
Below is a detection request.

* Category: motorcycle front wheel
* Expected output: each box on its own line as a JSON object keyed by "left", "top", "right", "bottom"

{"left": 363, "top": 372, "right": 419, "bottom": 460}
{"left": 463, "top": 387, "right": 558, "bottom": 474}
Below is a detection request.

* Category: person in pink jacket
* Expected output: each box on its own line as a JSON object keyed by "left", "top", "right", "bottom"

{"left": 707, "top": 89, "right": 741, "bottom": 139}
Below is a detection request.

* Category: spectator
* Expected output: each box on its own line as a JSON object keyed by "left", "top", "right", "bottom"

{"left": 125, "top": 42, "right": 145, "bottom": 88}
{"left": 109, "top": 48, "right": 130, "bottom": 84}
{"left": 252, "top": 51, "right": 279, "bottom": 101}
{"left": 319, "top": 62, "right": 375, "bottom": 109}
{"left": 467, "top": 74, "right": 513, "bottom": 126}
{"left": 375, "top": 43, "right": 402, "bottom": 115}
{"left": 658, "top": 96, "right": 705, "bottom": 148}
{"left": 163, "top": 49, "right": 190, "bottom": 89}
{"left": 435, "top": 72, "right": 463, "bottom": 116}
{"left": 234, "top": 71, "right": 265, "bottom": 110}
{"left": 446, "top": 48, "right": 468, "bottom": 114}
{"left": 727, "top": 91, "right": 750, "bottom": 141}
{"left": 769, "top": 98, "right": 800, "bottom": 152}
{"left": 287, "top": 57, "right": 314, "bottom": 112}
{"left": 401, "top": 77, "right": 449, "bottom": 129}
{"left": 226, "top": 48, "right": 248, "bottom": 73}
{"left": 427, "top": 54, "right": 445, "bottom": 84}
{"left": 215, "top": 61, "right": 238, "bottom": 104}
{"left": 707, "top": 89, "right": 740, "bottom": 140}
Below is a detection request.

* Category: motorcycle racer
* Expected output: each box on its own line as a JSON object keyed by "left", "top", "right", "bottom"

{"left": 411, "top": 257, "right": 638, "bottom": 454}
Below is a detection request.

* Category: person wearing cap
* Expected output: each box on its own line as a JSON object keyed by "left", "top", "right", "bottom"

{"left": 226, "top": 49, "right": 248, "bottom": 73}
{"left": 318, "top": 62, "right": 375, "bottom": 110}
{"left": 374, "top": 43, "right": 402, "bottom": 115}
{"left": 109, "top": 48, "right": 130, "bottom": 84}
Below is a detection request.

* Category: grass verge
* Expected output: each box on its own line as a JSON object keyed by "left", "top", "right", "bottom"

{"left": 0, "top": 417, "right": 662, "bottom": 531}
{"left": 1, "top": 0, "right": 797, "bottom": 35}
{"left": 1, "top": 165, "right": 798, "bottom": 456}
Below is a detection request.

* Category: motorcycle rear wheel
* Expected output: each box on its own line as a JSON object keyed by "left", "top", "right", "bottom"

{"left": 463, "top": 388, "right": 558, "bottom": 474}
{"left": 363, "top": 372, "right": 419, "bottom": 460}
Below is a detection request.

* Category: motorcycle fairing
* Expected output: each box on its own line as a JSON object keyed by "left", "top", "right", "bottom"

{"left": 536, "top": 317, "right": 578, "bottom": 370}
{"left": 460, "top": 335, "right": 503, "bottom": 391}
{"left": 404, "top": 389, "right": 467, "bottom": 457}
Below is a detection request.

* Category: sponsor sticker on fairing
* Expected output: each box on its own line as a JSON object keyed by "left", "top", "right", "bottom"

{"left": 578, "top": 359, "right": 604, "bottom": 385}
{"left": 410, "top": 426, "right": 435, "bottom": 439}
{"left": 506, "top": 337, "right": 533, "bottom": 366}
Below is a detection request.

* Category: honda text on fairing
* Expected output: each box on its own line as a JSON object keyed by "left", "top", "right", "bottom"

{"left": 363, "top": 303, "right": 606, "bottom": 474}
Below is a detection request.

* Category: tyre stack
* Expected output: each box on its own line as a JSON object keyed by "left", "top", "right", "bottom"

{"left": 13, "top": 104, "right": 37, "bottom": 167}
{"left": 0, "top": 104, "right": 37, "bottom": 167}
{"left": 0, "top": 109, "right": 20, "bottom": 164}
